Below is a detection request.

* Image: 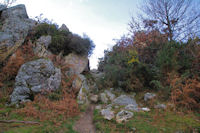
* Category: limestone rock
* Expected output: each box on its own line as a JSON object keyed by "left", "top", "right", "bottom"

{"left": 64, "top": 53, "right": 88, "bottom": 74}
{"left": 10, "top": 59, "right": 61, "bottom": 104}
{"left": 33, "top": 35, "right": 52, "bottom": 58}
{"left": 59, "top": 24, "right": 69, "bottom": 32}
{"left": 76, "top": 74, "right": 90, "bottom": 104}
{"left": 144, "top": 93, "right": 156, "bottom": 101}
{"left": 0, "top": 4, "right": 6, "bottom": 12}
{"left": 100, "top": 93, "right": 108, "bottom": 104}
{"left": 141, "top": 107, "right": 150, "bottom": 112}
{"left": 125, "top": 104, "right": 140, "bottom": 112}
{"left": 77, "top": 87, "right": 88, "bottom": 105}
{"left": 113, "top": 95, "right": 138, "bottom": 106}
{"left": 90, "top": 69, "right": 104, "bottom": 81}
{"left": 116, "top": 110, "right": 133, "bottom": 123}
{"left": 0, "top": 4, "right": 36, "bottom": 62}
{"left": 90, "top": 94, "right": 98, "bottom": 103}
{"left": 104, "top": 90, "right": 115, "bottom": 101}
{"left": 95, "top": 105, "right": 102, "bottom": 110}
{"left": 101, "top": 108, "right": 115, "bottom": 120}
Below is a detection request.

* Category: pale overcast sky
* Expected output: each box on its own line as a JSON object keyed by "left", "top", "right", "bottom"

{"left": 13, "top": 0, "right": 140, "bottom": 69}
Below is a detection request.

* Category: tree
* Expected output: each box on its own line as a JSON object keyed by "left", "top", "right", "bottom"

{"left": 0, "top": 0, "right": 16, "bottom": 7}
{"left": 129, "top": 0, "right": 200, "bottom": 41}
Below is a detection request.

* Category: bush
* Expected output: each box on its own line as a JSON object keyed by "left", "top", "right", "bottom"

{"left": 99, "top": 43, "right": 159, "bottom": 92}
{"left": 32, "top": 23, "right": 95, "bottom": 57}
{"left": 171, "top": 76, "right": 200, "bottom": 111}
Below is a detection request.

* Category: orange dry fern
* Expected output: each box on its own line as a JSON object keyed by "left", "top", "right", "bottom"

{"left": 171, "top": 76, "right": 200, "bottom": 111}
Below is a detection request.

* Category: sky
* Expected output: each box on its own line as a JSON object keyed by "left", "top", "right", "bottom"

{"left": 13, "top": 0, "right": 140, "bottom": 69}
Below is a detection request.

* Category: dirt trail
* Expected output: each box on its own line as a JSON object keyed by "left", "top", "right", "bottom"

{"left": 73, "top": 105, "right": 96, "bottom": 133}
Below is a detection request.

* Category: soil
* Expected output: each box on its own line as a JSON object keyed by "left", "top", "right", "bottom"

{"left": 73, "top": 104, "right": 96, "bottom": 133}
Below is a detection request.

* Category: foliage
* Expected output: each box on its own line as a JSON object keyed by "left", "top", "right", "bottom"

{"left": 93, "top": 108, "right": 200, "bottom": 133}
{"left": 171, "top": 76, "right": 200, "bottom": 111}
{"left": 0, "top": 0, "right": 16, "bottom": 7}
{"left": 31, "top": 23, "right": 95, "bottom": 56}
{"left": 130, "top": 0, "right": 200, "bottom": 41}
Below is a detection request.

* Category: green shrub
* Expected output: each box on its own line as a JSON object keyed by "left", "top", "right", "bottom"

{"left": 31, "top": 23, "right": 95, "bottom": 56}
{"left": 156, "top": 42, "right": 180, "bottom": 73}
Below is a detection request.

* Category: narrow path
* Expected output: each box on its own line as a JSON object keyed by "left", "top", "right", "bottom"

{"left": 73, "top": 104, "right": 96, "bottom": 133}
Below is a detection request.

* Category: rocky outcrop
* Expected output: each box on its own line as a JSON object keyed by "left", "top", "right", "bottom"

{"left": 59, "top": 24, "right": 69, "bottom": 32}
{"left": 0, "top": 4, "right": 36, "bottom": 62}
{"left": 76, "top": 74, "right": 90, "bottom": 104}
{"left": 0, "top": 5, "right": 6, "bottom": 11}
{"left": 64, "top": 53, "right": 89, "bottom": 75}
{"left": 10, "top": 59, "right": 61, "bottom": 104}
{"left": 33, "top": 35, "right": 52, "bottom": 58}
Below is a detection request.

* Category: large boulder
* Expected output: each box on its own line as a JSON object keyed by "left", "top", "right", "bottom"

{"left": 0, "top": 4, "right": 36, "bottom": 62}
{"left": 10, "top": 59, "right": 61, "bottom": 104}
{"left": 63, "top": 53, "right": 88, "bottom": 74}
{"left": 33, "top": 35, "right": 52, "bottom": 58}
{"left": 113, "top": 95, "right": 138, "bottom": 106}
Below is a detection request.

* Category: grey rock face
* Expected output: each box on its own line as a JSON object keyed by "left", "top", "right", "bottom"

{"left": 0, "top": 4, "right": 6, "bottom": 12}
{"left": 104, "top": 90, "right": 115, "bottom": 101}
{"left": 63, "top": 53, "right": 88, "bottom": 75}
{"left": 100, "top": 93, "right": 108, "bottom": 104}
{"left": 1, "top": 4, "right": 28, "bottom": 19}
{"left": 144, "top": 93, "right": 156, "bottom": 101}
{"left": 90, "top": 69, "right": 104, "bottom": 81}
{"left": 116, "top": 110, "right": 133, "bottom": 123}
{"left": 59, "top": 24, "right": 69, "bottom": 32}
{"left": 113, "top": 95, "right": 138, "bottom": 106}
{"left": 90, "top": 94, "right": 98, "bottom": 103}
{"left": 33, "top": 35, "right": 52, "bottom": 58}
{"left": 77, "top": 74, "right": 90, "bottom": 104}
{"left": 101, "top": 108, "right": 115, "bottom": 120}
{"left": 10, "top": 59, "right": 61, "bottom": 104}
{"left": 0, "top": 4, "right": 36, "bottom": 62}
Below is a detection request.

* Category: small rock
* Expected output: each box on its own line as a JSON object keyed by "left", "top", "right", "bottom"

{"left": 144, "top": 93, "right": 156, "bottom": 101}
{"left": 125, "top": 104, "right": 140, "bottom": 112}
{"left": 105, "top": 104, "right": 113, "bottom": 110}
{"left": 132, "top": 128, "right": 137, "bottom": 133}
{"left": 90, "top": 95, "right": 98, "bottom": 103}
{"left": 95, "top": 105, "right": 102, "bottom": 110}
{"left": 104, "top": 90, "right": 115, "bottom": 101}
{"left": 109, "top": 88, "right": 114, "bottom": 91}
{"left": 154, "top": 104, "right": 166, "bottom": 110}
{"left": 116, "top": 110, "right": 133, "bottom": 123}
{"left": 100, "top": 93, "right": 108, "bottom": 103}
{"left": 101, "top": 108, "right": 115, "bottom": 120}
{"left": 141, "top": 107, "right": 150, "bottom": 112}
{"left": 115, "top": 106, "right": 119, "bottom": 109}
